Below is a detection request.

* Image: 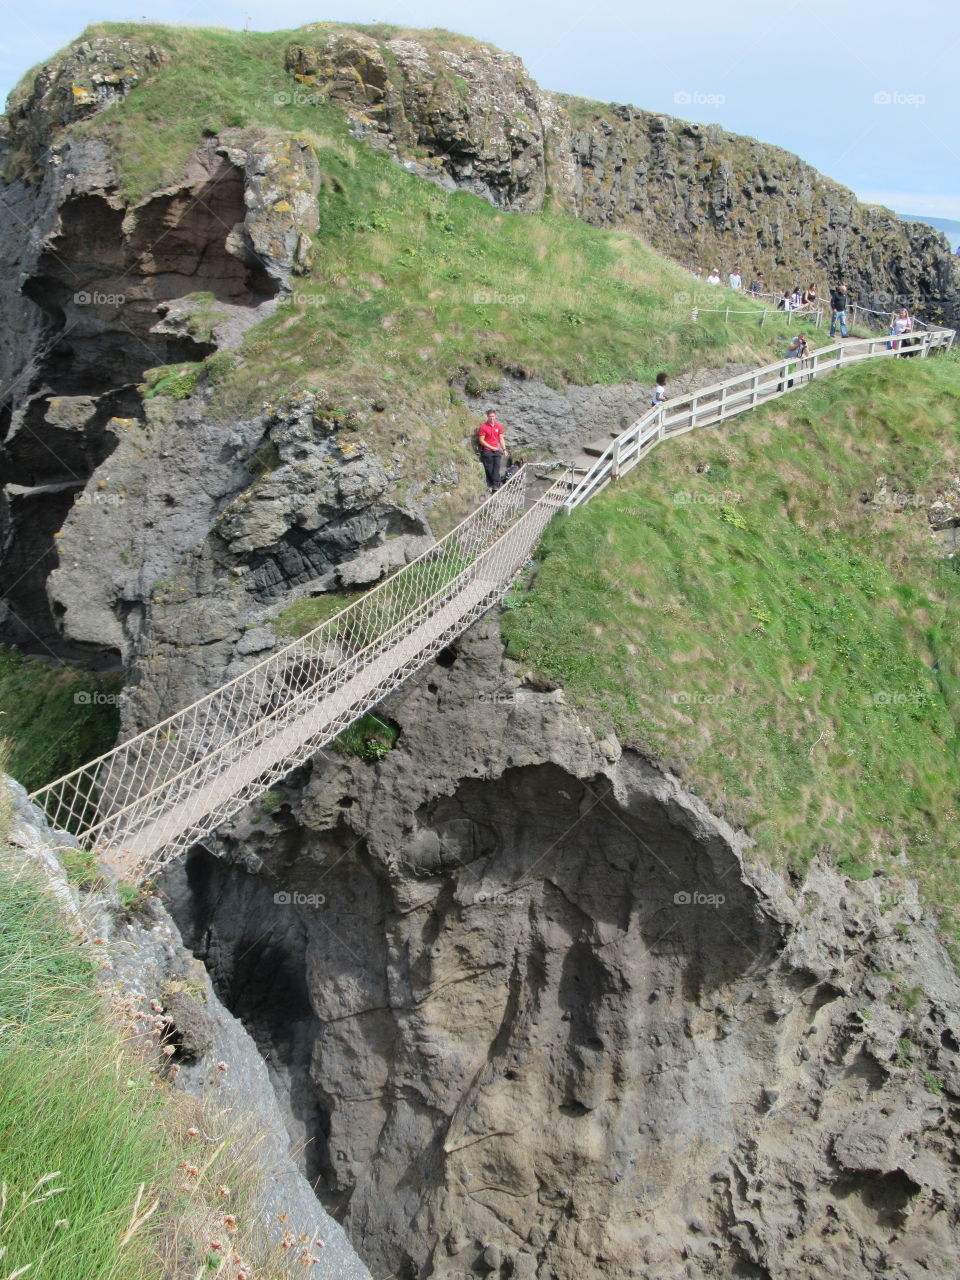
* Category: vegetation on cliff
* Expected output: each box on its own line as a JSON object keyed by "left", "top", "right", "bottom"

{"left": 0, "top": 788, "right": 312, "bottom": 1280}
{"left": 0, "top": 652, "right": 121, "bottom": 791}
{"left": 504, "top": 354, "right": 960, "bottom": 945}
{"left": 12, "top": 22, "right": 817, "bottom": 427}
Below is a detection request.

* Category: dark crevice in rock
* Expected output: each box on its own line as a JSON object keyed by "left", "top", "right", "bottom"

{"left": 163, "top": 845, "right": 335, "bottom": 1197}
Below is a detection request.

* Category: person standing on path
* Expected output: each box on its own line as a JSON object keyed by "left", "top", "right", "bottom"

{"left": 829, "top": 284, "right": 849, "bottom": 338}
{"left": 477, "top": 409, "right": 508, "bottom": 492}
{"left": 651, "top": 372, "right": 668, "bottom": 408}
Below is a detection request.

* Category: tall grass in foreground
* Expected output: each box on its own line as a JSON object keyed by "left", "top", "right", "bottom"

{"left": 0, "top": 859, "right": 168, "bottom": 1279}
{"left": 0, "top": 835, "right": 311, "bottom": 1279}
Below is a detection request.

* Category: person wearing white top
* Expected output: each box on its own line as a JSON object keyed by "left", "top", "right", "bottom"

{"left": 728, "top": 270, "right": 742, "bottom": 290}
{"left": 707, "top": 270, "right": 721, "bottom": 285}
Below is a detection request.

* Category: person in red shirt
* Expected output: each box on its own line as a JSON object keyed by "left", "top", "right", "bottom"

{"left": 477, "top": 409, "right": 508, "bottom": 491}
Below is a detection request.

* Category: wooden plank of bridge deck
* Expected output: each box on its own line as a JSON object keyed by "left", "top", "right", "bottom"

{"left": 110, "top": 575, "right": 495, "bottom": 864}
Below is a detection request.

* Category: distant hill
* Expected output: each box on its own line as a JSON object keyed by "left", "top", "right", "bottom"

{"left": 900, "top": 213, "right": 960, "bottom": 251}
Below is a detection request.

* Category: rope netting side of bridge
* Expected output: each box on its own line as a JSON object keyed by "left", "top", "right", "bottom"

{"left": 27, "top": 467, "right": 569, "bottom": 879}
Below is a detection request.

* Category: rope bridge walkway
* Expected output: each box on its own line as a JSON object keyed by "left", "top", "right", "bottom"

{"left": 28, "top": 327, "right": 955, "bottom": 879}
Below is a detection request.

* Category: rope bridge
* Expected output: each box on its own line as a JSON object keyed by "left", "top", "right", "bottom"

{"left": 27, "top": 327, "right": 955, "bottom": 879}
{"left": 28, "top": 469, "right": 568, "bottom": 880}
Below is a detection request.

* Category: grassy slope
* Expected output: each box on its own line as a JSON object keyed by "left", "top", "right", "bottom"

{"left": 0, "top": 651, "right": 121, "bottom": 792}
{"left": 61, "top": 24, "right": 816, "bottom": 429}
{"left": 504, "top": 354, "right": 960, "bottom": 945}
{"left": 0, "top": 857, "right": 170, "bottom": 1280}
{"left": 0, "top": 786, "right": 310, "bottom": 1279}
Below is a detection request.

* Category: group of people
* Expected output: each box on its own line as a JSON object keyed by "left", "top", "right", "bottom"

{"left": 693, "top": 264, "right": 819, "bottom": 309}
{"left": 476, "top": 276, "right": 921, "bottom": 489}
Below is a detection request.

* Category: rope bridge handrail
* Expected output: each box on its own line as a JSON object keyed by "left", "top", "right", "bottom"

{"left": 28, "top": 323, "right": 955, "bottom": 878}
{"left": 28, "top": 466, "right": 569, "bottom": 879}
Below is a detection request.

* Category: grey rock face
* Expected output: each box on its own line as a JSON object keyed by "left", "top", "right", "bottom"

{"left": 286, "top": 32, "right": 548, "bottom": 212}
{"left": 463, "top": 362, "right": 755, "bottom": 461}
{"left": 2, "top": 776, "right": 371, "bottom": 1280}
{"left": 162, "top": 620, "right": 960, "bottom": 1280}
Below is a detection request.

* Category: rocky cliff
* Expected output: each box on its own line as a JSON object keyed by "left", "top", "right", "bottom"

{"left": 287, "top": 26, "right": 960, "bottom": 323}
{"left": 158, "top": 620, "right": 960, "bottom": 1280}
{"left": 2, "top": 24, "right": 960, "bottom": 1280}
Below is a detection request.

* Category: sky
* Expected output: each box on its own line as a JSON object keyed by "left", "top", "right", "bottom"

{"left": 1, "top": 0, "right": 958, "bottom": 222}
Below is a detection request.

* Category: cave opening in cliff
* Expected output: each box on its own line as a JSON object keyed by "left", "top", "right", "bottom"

{"left": 19, "top": 158, "right": 277, "bottom": 398}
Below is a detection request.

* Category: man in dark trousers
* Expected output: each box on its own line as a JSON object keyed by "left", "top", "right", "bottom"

{"left": 477, "top": 409, "right": 508, "bottom": 491}
{"left": 829, "top": 283, "right": 850, "bottom": 338}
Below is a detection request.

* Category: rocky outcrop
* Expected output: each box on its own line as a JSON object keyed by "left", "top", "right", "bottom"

{"left": 162, "top": 619, "right": 960, "bottom": 1280}
{"left": 0, "top": 67, "right": 322, "bottom": 656}
{"left": 287, "top": 30, "right": 547, "bottom": 212}
{"left": 36, "top": 388, "right": 436, "bottom": 731}
{"left": 3, "top": 776, "right": 372, "bottom": 1280}
{"left": 289, "top": 28, "right": 960, "bottom": 325}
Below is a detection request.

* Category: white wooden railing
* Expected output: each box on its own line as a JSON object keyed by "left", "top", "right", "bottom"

{"left": 563, "top": 328, "right": 955, "bottom": 511}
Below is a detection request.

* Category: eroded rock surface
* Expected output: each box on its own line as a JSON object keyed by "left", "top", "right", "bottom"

{"left": 162, "top": 621, "right": 960, "bottom": 1280}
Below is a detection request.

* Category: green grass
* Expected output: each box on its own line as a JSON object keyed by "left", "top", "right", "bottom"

{"left": 0, "top": 828, "right": 310, "bottom": 1279}
{"left": 0, "top": 650, "right": 121, "bottom": 792}
{"left": 334, "top": 713, "right": 400, "bottom": 761}
{"left": 0, "top": 858, "right": 170, "bottom": 1279}
{"left": 270, "top": 590, "right": 364, "bottom": 639}
{"left": 18, "top": 23, "right": 819, "bottom": 445}
{"left": 503, "top": 355, "right": 960, "bottom": 945}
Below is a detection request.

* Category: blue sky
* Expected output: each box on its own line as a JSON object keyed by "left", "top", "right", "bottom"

{"left": 2, "top": 0, "right": 958, "bottom": 220}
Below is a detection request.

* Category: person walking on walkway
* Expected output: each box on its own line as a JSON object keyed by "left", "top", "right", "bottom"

{"left": 477, "top": 409, "right": 508, "bottom": 492}
{"left": 829, "top": 284, "right": 849, "bottom": 338}
{"left": 891, "top": 306, "right": 913, "bottom": 351}
{"left": 651, "top": 372, "right": 668, "bottom": 408}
